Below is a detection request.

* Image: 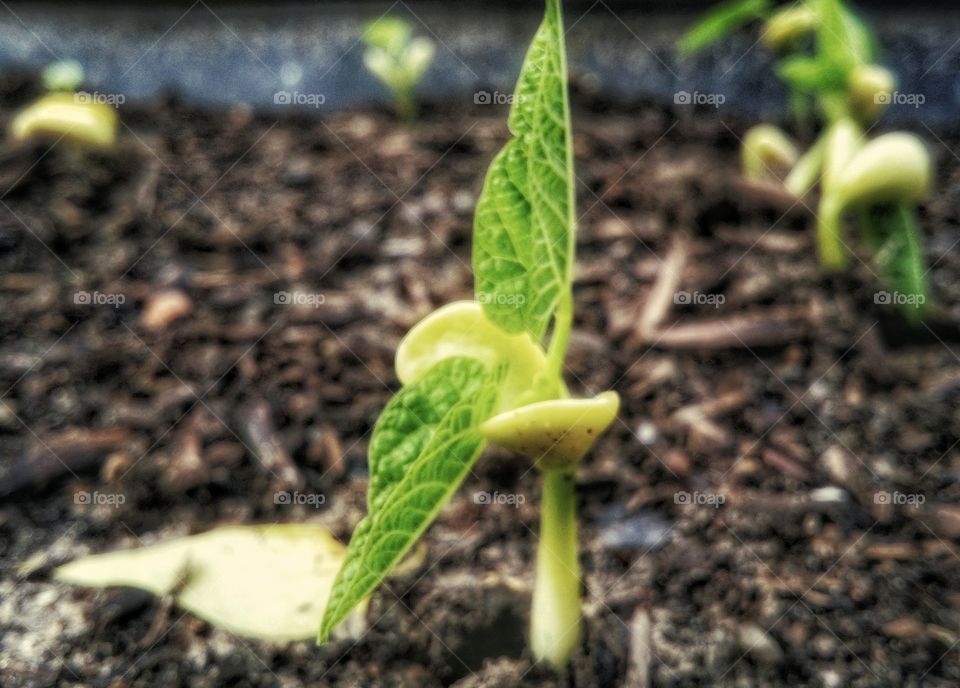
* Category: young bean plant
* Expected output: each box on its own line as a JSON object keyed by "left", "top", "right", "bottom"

{"left": 362, "top": 17, "right": 435, "bottom": 122}
{"left": 10, "top": 59, "right": 117, "bottom": 147}
{"left": 682, "top": 0, "right": 933, "bottom": 318}
{"left": 320, "top": 0, "right": 619, "bottom": 667}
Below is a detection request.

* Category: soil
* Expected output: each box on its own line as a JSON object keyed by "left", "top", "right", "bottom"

{"left": 1, "top": 70, "right": 959, "bottom": 687}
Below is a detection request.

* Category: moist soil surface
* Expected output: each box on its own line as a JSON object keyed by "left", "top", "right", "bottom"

{"left": 1, "top": 71, "right": 960, "bottom": 687}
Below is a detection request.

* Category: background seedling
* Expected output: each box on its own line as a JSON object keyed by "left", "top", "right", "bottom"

{"left": 321, "top": 0, "right": 618, "bottom": 668}
{"left": 362, "top": 16, "right": 435, "bottom": 122}
{"left": 682, "top": 0, "right": 933, "bottom": 319}
{"left": 10, "top": 59, "right": 117, "bottom": 147}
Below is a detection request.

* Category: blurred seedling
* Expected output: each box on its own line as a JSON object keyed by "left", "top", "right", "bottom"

{"left": 10, "top": 59, "right": 118, "bottom": 147}
{"left": 320, "top": 0, "right": 619, "bottom": 668}
{"left": 682, "top": 0, "right": 933, "bottom": 319}
{"left": 362, "top": 16, "right": 435, "bottom": 122}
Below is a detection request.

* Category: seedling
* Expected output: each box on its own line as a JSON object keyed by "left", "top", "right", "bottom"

{"left": 320, "top": 0, "right": 619, "bottom": 667}
{"left": 682, "top": 0, "right": 933, "bottom": 317}
{"left": 362, "top": 16, "right": 435, "bottom": 122}
{"left": 10, "top": 59, "right": 117, "bottom": 147}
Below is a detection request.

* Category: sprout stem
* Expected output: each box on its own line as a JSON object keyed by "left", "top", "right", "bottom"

{"left": 545, "top": 290, "right": 573, "bottom": 384}
{"left": 396, "top": 87, "right": 416, "bottom": 123}
{"left": 531, "top": 468, "right": 581, "bottom": 667}
{"left": 817, "top": 194, "right": 847, "bottom": 269}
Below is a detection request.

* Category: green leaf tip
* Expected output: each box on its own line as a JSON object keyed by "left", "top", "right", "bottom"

{"left": 362, "top": 17, "right": 413, "bottom": 53}
{"left": 318, "top": 357, "right": 502, "bottom": 643}
{"left": 473, "top": 0, "right": 574, "bottom": 342}
{"left": 678, "top": 0, "right": 770, "bottom": 57}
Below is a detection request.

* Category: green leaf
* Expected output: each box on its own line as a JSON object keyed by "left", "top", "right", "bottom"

{"left": 838, "top": 6, "right": 876, "bottom": 65}
{"left": 862, "top": 204, "right": 928, "bottom": 320}
{"left": 472, "top": 0, "right": 574, "bottom": 341}
{"left": 319, "top": 357, "right": 502, "bottom": 642}
{"left": 56, "top": 525, "right": 359, "bottom": 641}
{"left": 363, "top": 47, "right": 398, "bottom": 89}
{"left": 405, "top": 37, "right": 436, "bottom": 83}
{"left": 678, "top": 0, "right": 770, "bottom": 56}
{"left": 362, "top": 17, "right": 412, "bottom": 55}
{"left": 367, "top": 356, "right": 492, "bottom": 510}
{"left": 815, "top": 0, "right": 874, "bottom": 71}
{"left": 777, "top": 55, "right": 847, "bottom": 93}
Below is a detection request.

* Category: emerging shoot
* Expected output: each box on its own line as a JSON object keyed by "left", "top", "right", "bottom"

{"left": 320, "top": 0, "right": 617, "bottom": 668}
{"left": 362, "top": 17, "right": 435, "bottom": 122}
